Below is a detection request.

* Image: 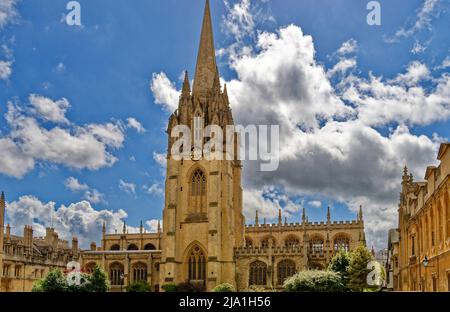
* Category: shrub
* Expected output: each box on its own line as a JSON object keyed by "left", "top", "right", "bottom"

{"left": 213, "top": 283, "right": 236, "bottom": 292}
{"left": 31, "top": 280, "right": 45, "bottom": 292}
{"left": 284, "top": 270, "right": 345, "bottom": 292}
{"left": 32, "top": 265, "right": 110, "bottom": 293}
{"left": 85, "top": 265, "right": 110, "bottom": 292}
{"left": 39, "top": 269, "right": 68, "bottom": 292}
{"left": 162, "top": 283, "right": 178, "bottom": 292}
{"left": 176, "top": 281, "right": 205, "bottom": 292}
{"left": 126, "top": 281, "right": 152, "bottom": 292}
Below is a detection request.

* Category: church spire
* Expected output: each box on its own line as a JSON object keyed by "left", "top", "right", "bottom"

{"left": 182, "top": 70, "right": 191, "bottom": 97}
{"left": 193, "top": 0, "right": 218, "bottom": 98}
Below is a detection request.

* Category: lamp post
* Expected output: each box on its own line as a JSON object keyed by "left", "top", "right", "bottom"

{"left": 120, "top": 273, "right": 125, "bottom": 292}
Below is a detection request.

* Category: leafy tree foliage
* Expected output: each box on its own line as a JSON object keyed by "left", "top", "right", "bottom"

{"left": 347, "top": 244, "right": 375, "bottom": 292}
{"left": 328, "top": 248, "right": 351, "bottom": 289}
{"left": 32, "top": 265, "right": 110, "bottom": 292}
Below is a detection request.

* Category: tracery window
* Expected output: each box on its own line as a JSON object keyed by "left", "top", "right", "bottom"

{"left": 132, "top": 262, "right": 147, "bottom": 282}
{"left": 188, "top": 245, "right": 206, "bottom": 284}
{"left": 310, "top": 236, "right": 324, "bottom": 254}
{"left": 144, "top": 243, "right": 156, "bottom": 250}
{"left": 109, "top": 262, "right": 124, "bottom": 286}
{"left": 110, "top": 244, "right": 120, "bottom": 251}
{"left": 190, "top": 169, "right": 207, "bottom": 214}
{"left": 277, "top": 260, "right": 296, "bottom": 285}
{"left": 249, "top": 261, "right": 267, "bottom": 286}
{"left": 333, "top": 234, "right": 350, "bottom": 252}
{"left": 285, "top": 236, "right": 299, "bottom": 248}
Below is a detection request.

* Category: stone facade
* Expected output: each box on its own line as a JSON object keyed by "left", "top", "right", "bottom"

{"left": 390, "top": 143, "right": 450, "bottom": 292}
{"left": 80, "top": 0, "right": 365, "bottom": 292}
{"left": 0, "top": 192, "right": 79, "bottom": 292}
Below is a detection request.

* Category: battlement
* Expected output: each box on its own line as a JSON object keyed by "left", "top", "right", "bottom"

{"left": 245, "top": 220, "right": 361, "bottom": 232}
{"left": 234, "top": 245, "right": 303, "bottom": 257}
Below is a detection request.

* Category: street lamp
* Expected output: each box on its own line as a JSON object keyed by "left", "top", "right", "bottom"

{"left": 120, "top": 274, "right": 125, "bottom": 292}
{"left": 423, "top": 256, "right": 429, "bottom": 268}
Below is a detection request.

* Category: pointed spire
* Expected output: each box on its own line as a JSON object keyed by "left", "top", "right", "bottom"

{"left": 211, "top": 66, "right": 221, "bottom": 95}
{"left": 182, "top": 70, "right": 191, "bottom": 97}
{"left": 123, "top": 221, "right": 126, "bottom": 234}
{"left": 255, "top": 210, "right": 259, "bottom": 226}
{"left": 0, "top": 191, "right": 5, "bottom": 217}
{"left": 223, "top": 83, "right": 229, "bottom": 102}
{"left": 102, "top": 222, "right": 106, "bottom": 235}
{"left": 140, "top": 220, "right": 143, "bottom": 234}
{"left": 157, "top": 220, "right": 161, "bottom": 233}
{"left": 302, "top": 207, "right": 306, "bottom": 224}
{"left": 358, "top": 205, "right": 364, "bottom": 222}
{"left": 193, "top": 0, "right": 218, "bottom": 98}
{"left": 285, "top": 217, "right": 287, "bottom": 226}
{"left": 278, "top": 209, "right": 282, "bottom": 226}
{"left": 327, "top": 206, "right": 331, "bottom": 223}
{"left": 263, "top": 217, "right": 266, "bottom": 225}
{"left": 402, "top": 166, "right": 409, "bottom": 184}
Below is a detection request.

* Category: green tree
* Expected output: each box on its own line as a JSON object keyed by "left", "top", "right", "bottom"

{"left": 346, "top": 244, "right": 375, "bottom": 292}
{"left": 328, "top": 248, "right": 351, "bottom": 289}
{"left": 283, "top": 270, "right": 345, "bottom": 292}
{"left": 126, "top": 281, "right": 152, "bottom": 292}
{"left": 39, "top": 269, "right": 67, "bottom": 292}
{"left": 86, "top": 265, "right": 110, "bottom": 292}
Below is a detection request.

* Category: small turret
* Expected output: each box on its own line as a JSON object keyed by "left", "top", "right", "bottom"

{"left": 327, "top": 206, "right": 331, "bottom": 223}
{"left": 278, "top": 209, "right": 282, "bottom": 226}
{"left": 123, "top": 222, "right": 127, "bottom": 234}
{"left": 140, "top": 220, "right": 144, "bottom": 234}
{"left": 358, "top": 205, "right": 364, "bottom": 223}
{"left": 255, "top": 210, "right": 259, "bottom": 226}
{"left": 302, "top": 207, "right": 307, "bottom": 224}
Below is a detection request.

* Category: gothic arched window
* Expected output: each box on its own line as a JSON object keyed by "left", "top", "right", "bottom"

{"left": 190, "top": 169, "right": 207, "bottom": 214}
{"left": 187, "top": 245, "right": 206, "bottom": 284}
{"left": 310, "top": 235, "right": 324, "bottom": 255}
{"left": 109, "top": 262, "right": 124, "bottom": 286}
{"left": 249, "top": 261, "right": 267, "bottom": 286}
{"left": 333, "top": 234, "right": 350, "bottom": 252}
{"left": 132, "top": 262, "right": 147, "bottom": 282}
{"left": 144, "top": 243, "right": 156, "bottom": 250}
{"left": 285, "top": 236, "right": 300, "bottom": 248}
{"left": 277, "top": 260, "right": 296, "bottom": 285}
{"left": 127, "top": 244, "right": 139, "bottom": 251}
{"left": 110, "top": 244, "right": 120, "bottom": 251}
{"left": 245, "top": 237, "right": 253, "bottom": 247}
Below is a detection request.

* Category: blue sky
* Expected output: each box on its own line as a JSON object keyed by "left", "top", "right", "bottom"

{"left": 0, "top": 0, "right": 449, "bottom": 249}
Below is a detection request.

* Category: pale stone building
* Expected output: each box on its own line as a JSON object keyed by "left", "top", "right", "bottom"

{"left": 80, "top": 0, "right": 365, "bottom": 292}
{"left": 392, "top": 142, "right": 450, "bottom": 292}
{"left": 0, "top": 192, "right": 80, "bottom": 292}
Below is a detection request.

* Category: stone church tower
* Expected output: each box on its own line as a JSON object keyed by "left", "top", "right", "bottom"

{"left": 159, "top": 0, "right": 244, "bottom": 291}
